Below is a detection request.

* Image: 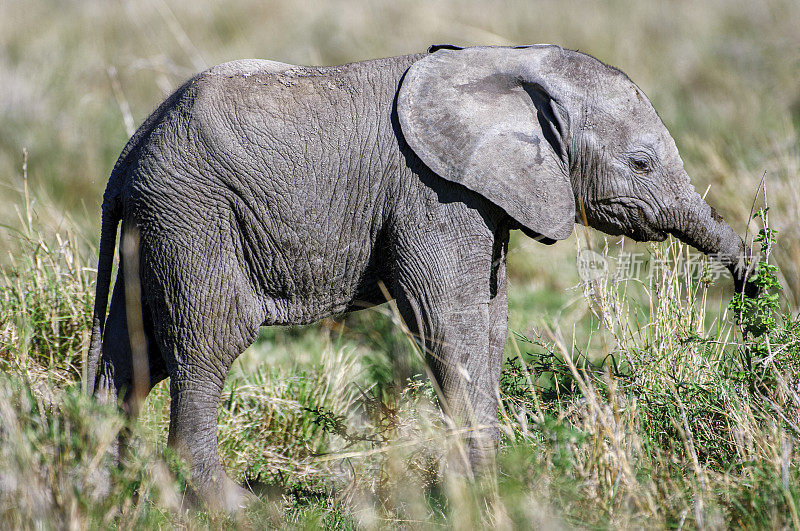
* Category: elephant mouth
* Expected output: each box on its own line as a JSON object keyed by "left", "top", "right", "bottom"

{"left": 593, "top": 197, "right": 668, "bottom": 242}
{"left": 627, "top": 223, "right": 667, "bottom": 243}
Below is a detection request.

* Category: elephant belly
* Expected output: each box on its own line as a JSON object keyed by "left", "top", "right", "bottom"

{"left": 228, "top": 191, "right": 390, "bottom": 327}
{"left": 255, "top": 258, "right": 388, "bottom": 326}
{"left": 258, "top": 271, "right": 388, "bottom": 327}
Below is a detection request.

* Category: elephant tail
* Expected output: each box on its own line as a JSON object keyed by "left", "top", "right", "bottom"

{"left": 85, "top": 184, "right": 122, "bottom": 394}
{"left": 85, "top": 75, "right": 201, "bottom": 393}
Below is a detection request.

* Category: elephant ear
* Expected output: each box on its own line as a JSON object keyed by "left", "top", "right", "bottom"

{"left": 397, "top": 46, "right": 575, "bottom": 241}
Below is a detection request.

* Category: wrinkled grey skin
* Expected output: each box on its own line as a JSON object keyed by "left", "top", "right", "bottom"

{"left": 87, "top": 45, "right": 755, "bottom": 511}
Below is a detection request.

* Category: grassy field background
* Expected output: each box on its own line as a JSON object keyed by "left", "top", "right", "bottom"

{"left": 1, "top": 0, "right": 799, "bottom": 527}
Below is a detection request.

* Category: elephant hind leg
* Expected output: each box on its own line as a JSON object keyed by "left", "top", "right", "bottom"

{"left": 161, "top": 332, "right": 259, "bottom": 511}
{"left": 94, "top": 266, "right": 169, "bottom": 473}
{"left": 167, "top": 372, "right": 254, "bottom": 511}
{"left": 95, "top": 266, "right": 169, "bottom": 409}
{"left": 152, "top": 265, "right": 263, "bottom": 512}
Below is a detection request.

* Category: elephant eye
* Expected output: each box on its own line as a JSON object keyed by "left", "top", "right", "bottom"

{"left": 629, "top": 155, "right": 652, "bottom": 174}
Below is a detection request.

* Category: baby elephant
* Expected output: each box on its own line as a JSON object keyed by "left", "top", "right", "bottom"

{"left": 87, "top": 44, "right": 754, "bottom": 510}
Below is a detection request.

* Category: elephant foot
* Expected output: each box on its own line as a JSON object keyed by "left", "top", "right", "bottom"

{"left": 465, "top": 430, "right": 500, "bottom": 476}
{"left": 184, "top": 473, "right": 257, "bottom": 513}
{"left": 445, "top": 426, "right": 500, "bottom": 479}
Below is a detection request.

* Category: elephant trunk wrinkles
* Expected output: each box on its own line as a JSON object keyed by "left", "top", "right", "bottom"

{"left": 664, "top": 189, "right": 757, "bottom": 296}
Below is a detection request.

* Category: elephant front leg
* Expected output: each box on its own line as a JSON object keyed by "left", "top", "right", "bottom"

{"left": 393, "top": 249, "right": 498, "bottom": 475}
{"left": 477, "top": 232, "right": 509, "bottom": 470}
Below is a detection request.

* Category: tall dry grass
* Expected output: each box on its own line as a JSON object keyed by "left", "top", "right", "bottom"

{"left": 1, "top": 174, "right": 797, "bottom": 527}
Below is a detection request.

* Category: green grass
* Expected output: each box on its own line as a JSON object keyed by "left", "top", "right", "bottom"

{"left": 2, "top": 0, "right": 800, "bottom": 527}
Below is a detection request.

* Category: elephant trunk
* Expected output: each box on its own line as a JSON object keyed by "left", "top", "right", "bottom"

{"left": 663, "top": 189, "right": 758, "bottom": 297}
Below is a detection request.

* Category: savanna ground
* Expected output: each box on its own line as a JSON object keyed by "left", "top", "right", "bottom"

{"left": 1, "top": 0, "right": 800, "bottom": 528}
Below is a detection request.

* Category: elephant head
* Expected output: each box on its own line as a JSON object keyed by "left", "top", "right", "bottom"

{"left": 397, "top": 45, "right": 755, "bottom": 293}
